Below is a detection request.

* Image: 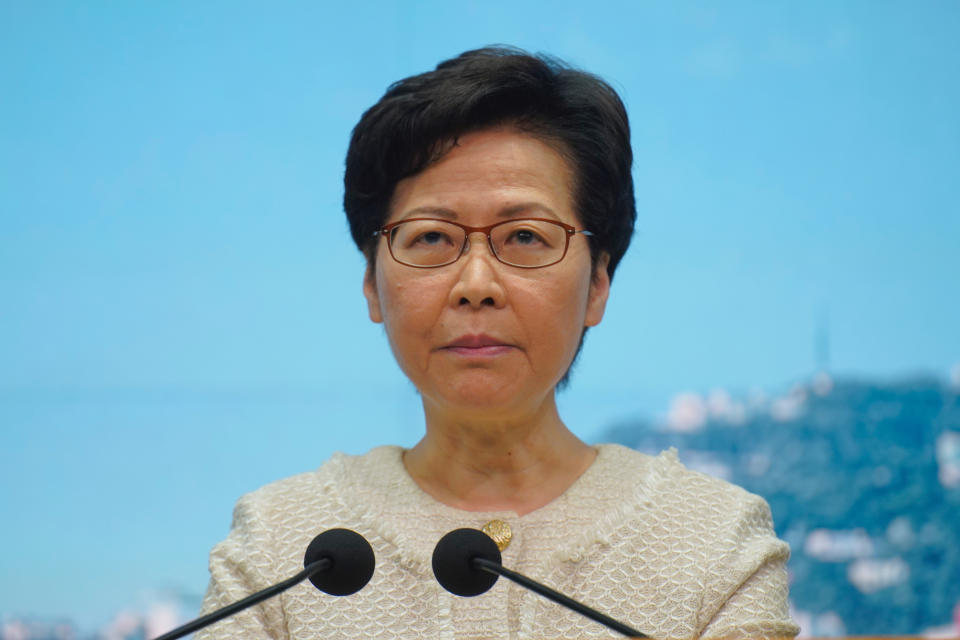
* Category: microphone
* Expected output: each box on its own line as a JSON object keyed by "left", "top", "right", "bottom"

{"left": 304, "top": 527, "right": 376, "bottom": 596}
{"left": 153, "top": 528, "right": 375, "bottom": 640}
{"left": 432, "top": 528, "right": 647, "bottom": 638}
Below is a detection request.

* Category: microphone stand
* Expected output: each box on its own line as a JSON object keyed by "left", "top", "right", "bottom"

{"left": 152, "top": 558, "right": 331, "bottom": 640}
{"left": 472, "top": 557, "right": 647, "bottom": 638}
{"left": 150, "top": 527, "right": 374, "bottom": 640}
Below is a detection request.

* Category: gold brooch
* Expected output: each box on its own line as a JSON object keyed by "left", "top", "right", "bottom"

{"left": 481, "top": 519, "right": 512, "bottom": 551}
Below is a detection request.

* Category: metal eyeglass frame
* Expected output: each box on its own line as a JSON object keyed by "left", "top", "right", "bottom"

{"left": 373, "top": 217, "right": 594, "bottom": 269}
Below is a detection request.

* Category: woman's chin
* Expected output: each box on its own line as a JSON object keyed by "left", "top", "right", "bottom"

{"left": 419, "top": 371, "right": 554, "bottom": 419}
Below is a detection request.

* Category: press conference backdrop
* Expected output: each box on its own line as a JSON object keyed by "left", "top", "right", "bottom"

{"left": 2, "top": 2, "right": 959, "bottom": 639}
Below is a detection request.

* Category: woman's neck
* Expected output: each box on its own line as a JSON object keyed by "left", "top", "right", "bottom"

{"left": 402, "top": 396, "right": 597, "bottom": 516}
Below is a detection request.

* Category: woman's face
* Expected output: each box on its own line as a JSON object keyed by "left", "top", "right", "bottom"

{"left": 363, "top": 128, "right": 610, "bottom": 420}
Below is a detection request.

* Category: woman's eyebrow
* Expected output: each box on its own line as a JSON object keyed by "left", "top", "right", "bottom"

{"left": 498, "top": 203, "right": 560, "bottom": 220}
{"left": 398, "top": 203, "right": 560, "bottom": 221}
{"left": 398, "top": 206, "right": 457, "bottom": 220}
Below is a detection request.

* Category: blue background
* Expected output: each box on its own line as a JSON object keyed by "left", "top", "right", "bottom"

{"left": 2, "top": 1, "right": 958, "bottom": 634}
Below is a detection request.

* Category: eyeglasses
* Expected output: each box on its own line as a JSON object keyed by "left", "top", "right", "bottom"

{"left": 373, "top": 218, "right": 593, "bottom": 269}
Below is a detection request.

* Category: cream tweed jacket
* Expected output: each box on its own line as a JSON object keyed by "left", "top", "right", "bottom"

{"left": 196, "top": 444, "right": 799, "bottom": 639}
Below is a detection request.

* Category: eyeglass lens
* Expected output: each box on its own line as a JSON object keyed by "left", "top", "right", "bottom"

{"left": 388, "top": 219, "right": 569, "bottom": 267}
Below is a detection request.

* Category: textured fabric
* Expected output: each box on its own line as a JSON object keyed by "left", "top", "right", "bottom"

{"left": 196, "top": 444, "right": 799, "bottom": 639}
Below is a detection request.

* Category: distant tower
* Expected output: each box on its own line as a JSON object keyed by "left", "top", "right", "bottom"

{"left": 815, "top": 307, "right": 830, "bottom": 374}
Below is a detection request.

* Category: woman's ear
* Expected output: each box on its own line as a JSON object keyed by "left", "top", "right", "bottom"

{"left": 362, "top": 263, "right": 383, "bottom": 324}
{"left": 585, "top": 253, "right": 610, "bottom": 328}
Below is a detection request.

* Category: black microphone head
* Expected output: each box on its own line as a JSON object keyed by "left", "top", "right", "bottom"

{"left": 303, "top": 528, "right": 375, "bottom": 596}
{"left": 432, "top": 528, "right": 502, "bottom": 597}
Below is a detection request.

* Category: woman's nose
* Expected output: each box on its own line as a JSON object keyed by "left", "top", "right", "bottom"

{"left": 448, "top": 233, "right": 507, "bottom": 309}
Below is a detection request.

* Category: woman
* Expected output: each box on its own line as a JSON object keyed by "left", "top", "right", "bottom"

{"left": 197, "top": 47, "right": 798, "bottom": 639}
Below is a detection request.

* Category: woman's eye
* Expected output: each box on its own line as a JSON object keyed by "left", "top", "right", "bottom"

{"left": 507, "top": 228, "right": 546, "bottom": 246}
{"left": 414, "top": 230, "right": 452, "bottom": 245}
{"left": 403, "top": 228, "right": 457, "bottom": 250}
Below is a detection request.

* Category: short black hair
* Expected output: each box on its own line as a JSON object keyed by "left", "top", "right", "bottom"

{"left": 344, "top": 45, "right": 635, "bottom": 281}
{"left": 344, "top": 46, "right": 635, "bottom": 388}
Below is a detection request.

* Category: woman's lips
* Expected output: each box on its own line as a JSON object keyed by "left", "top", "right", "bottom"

{"left": 445, "top": 345, "right": 514, "bottom": 357}
{"left": 441, "top": 334, "right": 514, "bottom": 357}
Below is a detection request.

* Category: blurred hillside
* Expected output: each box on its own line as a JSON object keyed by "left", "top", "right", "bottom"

{"left": 604, "top": 374, "right": 960, "bottom": 636}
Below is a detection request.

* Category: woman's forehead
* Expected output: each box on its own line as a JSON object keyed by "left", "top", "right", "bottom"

{"left": 387, "top": 128, "right": 577, "bottom": 224}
